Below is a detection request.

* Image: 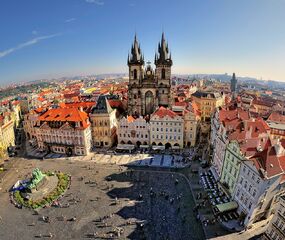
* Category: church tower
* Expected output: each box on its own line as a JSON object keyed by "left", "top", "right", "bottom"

{"left": 127, "top": 33, "right": 172, "bottom": 116}
{"left": 155, "top": 33, "right": 172, "bottom": 107}
{"left": 127, "top": 34, "right": 144, "bottom": 115}
{"left": 230, "top": 72, "right": 238, "bottom": 99}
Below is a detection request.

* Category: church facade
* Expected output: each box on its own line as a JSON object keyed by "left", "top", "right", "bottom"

{"left": 127, "top": 33, "right": 172, "bottom": 116}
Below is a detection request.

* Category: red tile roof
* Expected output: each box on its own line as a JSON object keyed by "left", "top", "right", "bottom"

{"left": 127, "top": 116, "right": 135, "bottom": 123}
{"left": 38, "top": 108, "right": 90, "bottom": 129}
{"left": 152, "top": 106, "right": 178, "bottom": 119}
{"left": 268, "top": 112, "right": 285, "bottom": 124}
{"left": 251, "top": 145, "right": 284, "bottom": 178}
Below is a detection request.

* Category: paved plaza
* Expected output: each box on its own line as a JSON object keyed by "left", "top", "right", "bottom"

{"left": 0, "top": 158, "right": 204, "bottom": 240}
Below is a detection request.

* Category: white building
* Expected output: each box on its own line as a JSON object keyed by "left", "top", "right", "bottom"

{"left": 36, "top": 108, "right": 92, "bottom": 156}
{"left": 150, "top": 106, "right": 184, "bottom": 149}
{"left": 211, "top": 108, "right": 250, "bottom": 179}
{"left": 117, "top": 116, "right": 150, "bottom": 146}
{"left": 264, "top": 195, "right": 285, "bottom": 240}
{"left": 233, "top": 141, "right": 285, "bottom": 228}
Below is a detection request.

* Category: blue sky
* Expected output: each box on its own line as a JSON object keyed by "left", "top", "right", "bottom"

{"left": 0, "top": 0, "right": 285, "bottom": 85}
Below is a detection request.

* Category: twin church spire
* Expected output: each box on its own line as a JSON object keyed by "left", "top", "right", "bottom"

{"left": 128, "top": 33, "right": 172, "bottom": 66}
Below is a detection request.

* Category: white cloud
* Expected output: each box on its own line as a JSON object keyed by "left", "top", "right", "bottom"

{"left": 0, "top": 33, "right": 62, "bottom": 58}
{"left": 65, "top": 18, "right": 76, "bottom": 23}
{"left": 85, "top": 0, "right": 104, "bottom": 5}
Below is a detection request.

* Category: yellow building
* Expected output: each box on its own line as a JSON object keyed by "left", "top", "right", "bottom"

{"left": 90, "top": 96, "right": 118, "bottom": 148}
{"left": 191, "top": 90, "right": 224, "bottom": 121}
{"left": 183, "top": 103, "right": 201, "bottom": 147}
{"left": 0, "top": 113, "right": 15, "bottom": 155}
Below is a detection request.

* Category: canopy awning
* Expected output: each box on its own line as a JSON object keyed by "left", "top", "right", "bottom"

{"left": 215, "top": 201, "right": 238, "bottom": 213}
{"left": 172, "top": 146, "right": 180, "bottom": 150}
{"left": 116, "top": 144, "right": 135, "bottom": 150}
{"left": 152, "top": 146, "right": 165, "bottom": 150}
{"left": 139, "top": 145, "right": 149, "bottom": 148}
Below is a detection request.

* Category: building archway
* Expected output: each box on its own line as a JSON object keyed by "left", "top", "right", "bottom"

{"left": 174, "top": 143, "right": 180, "bottom": 147}
{"left": 121, "top": 141, "right": 125, "bottom": 144}
{"left": 66, "top": 147, "right": 73, "bottom": 157}
{"left": 165, "top": 143, "right": 172, "bottom": 149}
{"left": 136, "top": 141, "right": 141, "bottom": 147}
{"left": 152, "top": 142, "right": 156, "bottom": 146}
{"left": 158, "top": 142, "right": 163, "bottom": 146}
{"left": 143, "top": 141, "right": 148, "bottom": 145}
{"left": 127, "top": 140, "right": 132, "bottom": 144}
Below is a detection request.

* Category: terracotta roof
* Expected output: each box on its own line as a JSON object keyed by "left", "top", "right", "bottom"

{"left": 63, "top": 101, "right": 96, "bottom": 113}
{"left": 127, "top": 116, "right": 135, "bottom": 123}
{"left": 252, "top": 98, "right": 274, "bottom": 107}
{"left": 38, "top": 108, "right": 89, "bottom": 129}
{"left": 152, "top": 106, "right": 178, "bottom": 119}
{"left": 268, "top": 112, "right": 285, "bottom": 124}
{"left": 219, "top": 108, "right": 250, "bottom": 123}
{"left": 108, "top": 99, "right": 123, "bottom": 109}
{"left": 228, "top": 119, "right": 270, "bottom": 141}
{"left": 250, "top": 145, "right": 284, "bottom": 178}
{"left": 174, "top": 101, "right": 188, "bottom": 107}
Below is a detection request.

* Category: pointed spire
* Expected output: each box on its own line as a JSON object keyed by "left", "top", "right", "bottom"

{"left": 128, "top": 33, "right": 144, "bottom": 65}
{"left": 155, "top": 32, "right": 172, "bottom": 66}
{"left": 161, "top": 32, "right": 165, "bottom": 43}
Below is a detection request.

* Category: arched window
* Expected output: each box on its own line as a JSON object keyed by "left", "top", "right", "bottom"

{"left": 161, "top": 68, "right": 166, "bottom": 79}
{"left": 134, "top": 69, "right": 137, "bottom": 80}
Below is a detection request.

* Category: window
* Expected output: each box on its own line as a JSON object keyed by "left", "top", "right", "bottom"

{"left": 236, "top": 189, "right": 240, "bottom": 197}
{"left": 134, "top": 69, "right": 137, "bottom": 79}
{"left": 161, "top": 68, "right": 166, "bottom": 79}
{"left": 252, "top": 189, "right": 256, "bottom": 197}
{"left": 248, "top": 202, "right": 252, "bottom": 210}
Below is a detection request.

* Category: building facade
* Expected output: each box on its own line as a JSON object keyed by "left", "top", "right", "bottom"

{"left": 191, "top": 90, "right": 224, "bottom": 121}
{"left": 150, "top": 107, "right": 184, "bottom": 149}
{"left": 90, "top": 95, "right": 118, "bottom": 148}
{"left": 233, "top": 142, "right": 285, "bottom": 228}
{"left": 183, "top": 107, "right": 200, "bottom": 147}
{"left": 0, "top": 113, "right": 15, "bottom": 152}
{"left": 117, "top": 116, "right": 150, "bottom": 146}
{"left": 127, "top": 33, "right": 172, "bottom": 116}
{"left": 264, "top": 195, "right": 285, "bottom": 240}
{"left": 36, "top": 108, "right": 92, "bottom": 156}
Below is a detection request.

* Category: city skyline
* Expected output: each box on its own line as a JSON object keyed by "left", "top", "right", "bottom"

{"left": 1, "top": 0, "right": 285, "bottom": 84}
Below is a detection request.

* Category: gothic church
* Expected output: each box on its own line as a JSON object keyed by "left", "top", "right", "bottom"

{"left": 127, "top": 33, "right": 172, "bottom": 116}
